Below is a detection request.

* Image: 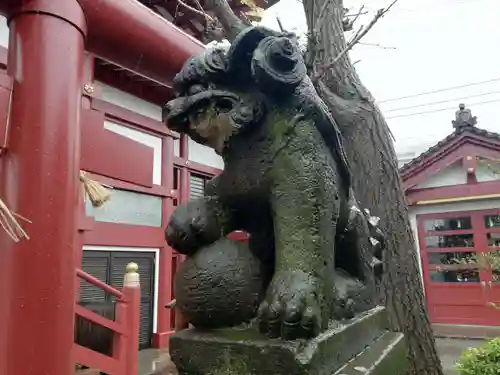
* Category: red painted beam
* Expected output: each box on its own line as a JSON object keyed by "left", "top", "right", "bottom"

{"left": 463, "top": 154, "right": 477, "bottom": 175}
{"left": 154, "top": 135, "right": 175, "bottom": 349}
{"left": 0, "top": 0, "right": 205, "bottom": 86}
{"left": 80, "top": 108, "right": 155, "bottom": 188}
{"left": 80, "top": 0, "right": 205, "bottom": 86}
{"left": 0, "top": 1, "right": 86, "bottom": 375}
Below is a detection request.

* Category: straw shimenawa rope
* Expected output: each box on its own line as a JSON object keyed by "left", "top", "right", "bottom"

{"left": 0, "top": 198, "right": 30, "bottom": 242}
{"left": 165, "top": 299, "right": 177, "bottom": 309}
{"left": 79, "top": 170, "right": 112, "bottom": 208}
{"left": 0, "top": 171, "right": 111, "bottom": 242}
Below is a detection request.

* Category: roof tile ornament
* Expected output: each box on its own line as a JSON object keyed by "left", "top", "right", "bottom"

{"left": 452, "top": 103, "right": 477, "bottom": 129}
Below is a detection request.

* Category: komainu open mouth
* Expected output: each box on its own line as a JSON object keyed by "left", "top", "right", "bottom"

{"left": 162, "top": 90, "right": 239, "bottom": 134}
{"left": 163, "top": 90, "right": 242, "bottom": 153}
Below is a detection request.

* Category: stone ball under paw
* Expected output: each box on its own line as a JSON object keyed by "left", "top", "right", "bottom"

{"left": 174, "top": 237, "right": 264, "bottom": 329}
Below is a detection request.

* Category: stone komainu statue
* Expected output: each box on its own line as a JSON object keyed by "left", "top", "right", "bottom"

{"left": 163, "top": 26, "right": 385, "bottom": 341}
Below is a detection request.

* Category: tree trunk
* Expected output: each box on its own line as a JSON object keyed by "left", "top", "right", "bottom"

{"left": 302, "top": 1, "right": 443, "bottom": 374}
{"left": 195, "top": 0, "right": 443, "bottom": 372}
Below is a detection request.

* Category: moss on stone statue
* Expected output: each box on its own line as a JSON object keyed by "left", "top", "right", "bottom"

{"left": 207, "top": 351, "right": 252, "bottom": 375}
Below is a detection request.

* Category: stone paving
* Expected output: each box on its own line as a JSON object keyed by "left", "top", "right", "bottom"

{"left": 435, "top": 338, "right": 485, "bottom": 375}
{"left": 137, "top": 348, "right": 173, "bottom": 375}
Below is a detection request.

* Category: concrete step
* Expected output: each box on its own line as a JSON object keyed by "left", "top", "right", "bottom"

{"left": 333, "top": 332, "right": 407, "bottom": 375}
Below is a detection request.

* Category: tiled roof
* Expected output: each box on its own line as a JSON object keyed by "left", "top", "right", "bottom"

{"left": 399, "top": 125, "right": 500, "bottom": 173}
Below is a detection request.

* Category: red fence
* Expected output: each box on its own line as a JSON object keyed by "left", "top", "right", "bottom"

{"left": 74, "top": 264, "right": 141, "bottom": 375}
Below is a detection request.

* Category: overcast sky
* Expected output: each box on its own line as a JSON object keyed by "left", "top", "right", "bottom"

{"left": 260, "top": 0, "right": 499, "bottom": 158}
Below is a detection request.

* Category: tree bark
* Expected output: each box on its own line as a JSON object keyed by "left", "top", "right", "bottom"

{"left": 302, "top": 1, "right": 443, "bottom": 374}
{"left": 204, "top": 0, "right": 250, "bottom": 41}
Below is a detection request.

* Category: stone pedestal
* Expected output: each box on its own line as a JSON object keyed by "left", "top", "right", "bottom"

{"left": 169, "top": 306, "right": 407, "bottom": 375}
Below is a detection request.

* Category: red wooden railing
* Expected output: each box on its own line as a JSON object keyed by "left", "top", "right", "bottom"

{"left": 74, "top": 263, "right": 141, "bottom": 375}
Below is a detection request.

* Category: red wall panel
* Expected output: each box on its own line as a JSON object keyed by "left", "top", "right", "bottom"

{"left": 81, "top": 108, "right": 154, "bottom": 187}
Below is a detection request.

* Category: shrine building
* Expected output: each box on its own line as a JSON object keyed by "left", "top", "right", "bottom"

{"left": 402, "top": 107, "right": 500, "bottom": 336}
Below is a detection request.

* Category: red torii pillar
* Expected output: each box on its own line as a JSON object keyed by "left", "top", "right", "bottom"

{"left": 0, "top": 0, "right": 203, "bottom": 374}
{"left": 0, "top": 1, "right": 86, "bottom": 374}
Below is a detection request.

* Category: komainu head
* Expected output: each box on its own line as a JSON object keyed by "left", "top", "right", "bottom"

{"left": 162, "top": 26, "right": 307, "bottom": 153}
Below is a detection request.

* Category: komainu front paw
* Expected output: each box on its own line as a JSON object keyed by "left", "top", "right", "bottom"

{"left": 165, "top": 199, "right": 218, "bottom": 255}
{"left": 257, "top": 270, "right": 322, "bottom": 340}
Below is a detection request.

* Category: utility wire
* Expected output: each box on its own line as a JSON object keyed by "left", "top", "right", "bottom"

{"left": 378, "top": 77, "right": 500, "bottom": 103}
{"left": 384, "top": 90, "right": 500, "bottom": 113}
{"left": 385, "top": 98, "right": 500, "bottom": 120}
{"left": 362, "top": 0, "right": 492, "bottom": 14}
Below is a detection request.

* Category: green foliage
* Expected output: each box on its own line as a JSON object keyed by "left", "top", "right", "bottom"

{"left": 456, "top": 338, "right": 500, "bottom": 375}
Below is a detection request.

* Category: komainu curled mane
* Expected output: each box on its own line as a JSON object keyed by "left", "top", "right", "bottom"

{"left": 163, "top": 26, "right": 384, "bottom": 340}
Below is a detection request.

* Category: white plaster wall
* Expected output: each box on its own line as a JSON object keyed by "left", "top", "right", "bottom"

{"left": 409, "top": 198, "right": 500, "bottom": 218}
{"left": 0, "top": 16, "right": 8, "bottom": 49}
{"left": 104, "top": 120, "right": 163, "bottom": 186}
{"left": 188, "top": 137, "right": 224, "bottom": 170}
{"left": 96, "top": 81, "right": 163, "bottom": 121}
{"left": 408, "top": 198, "right": 500, "bottom": 293}
{"left": 414, "top": 161, "right": 466, "bottom": 189}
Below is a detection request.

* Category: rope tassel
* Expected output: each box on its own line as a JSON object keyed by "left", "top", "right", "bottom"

{"left": 0, "top": 171, "right": 111, "bottom": 242}
{"left": 165, "top": 299, "right": 177, "bottom": 309}
{"left": 79, "top": 170, "right": 112, "bottom": 208}
{"left": 0, "top": 198, "right": 30, "bottom": 242}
